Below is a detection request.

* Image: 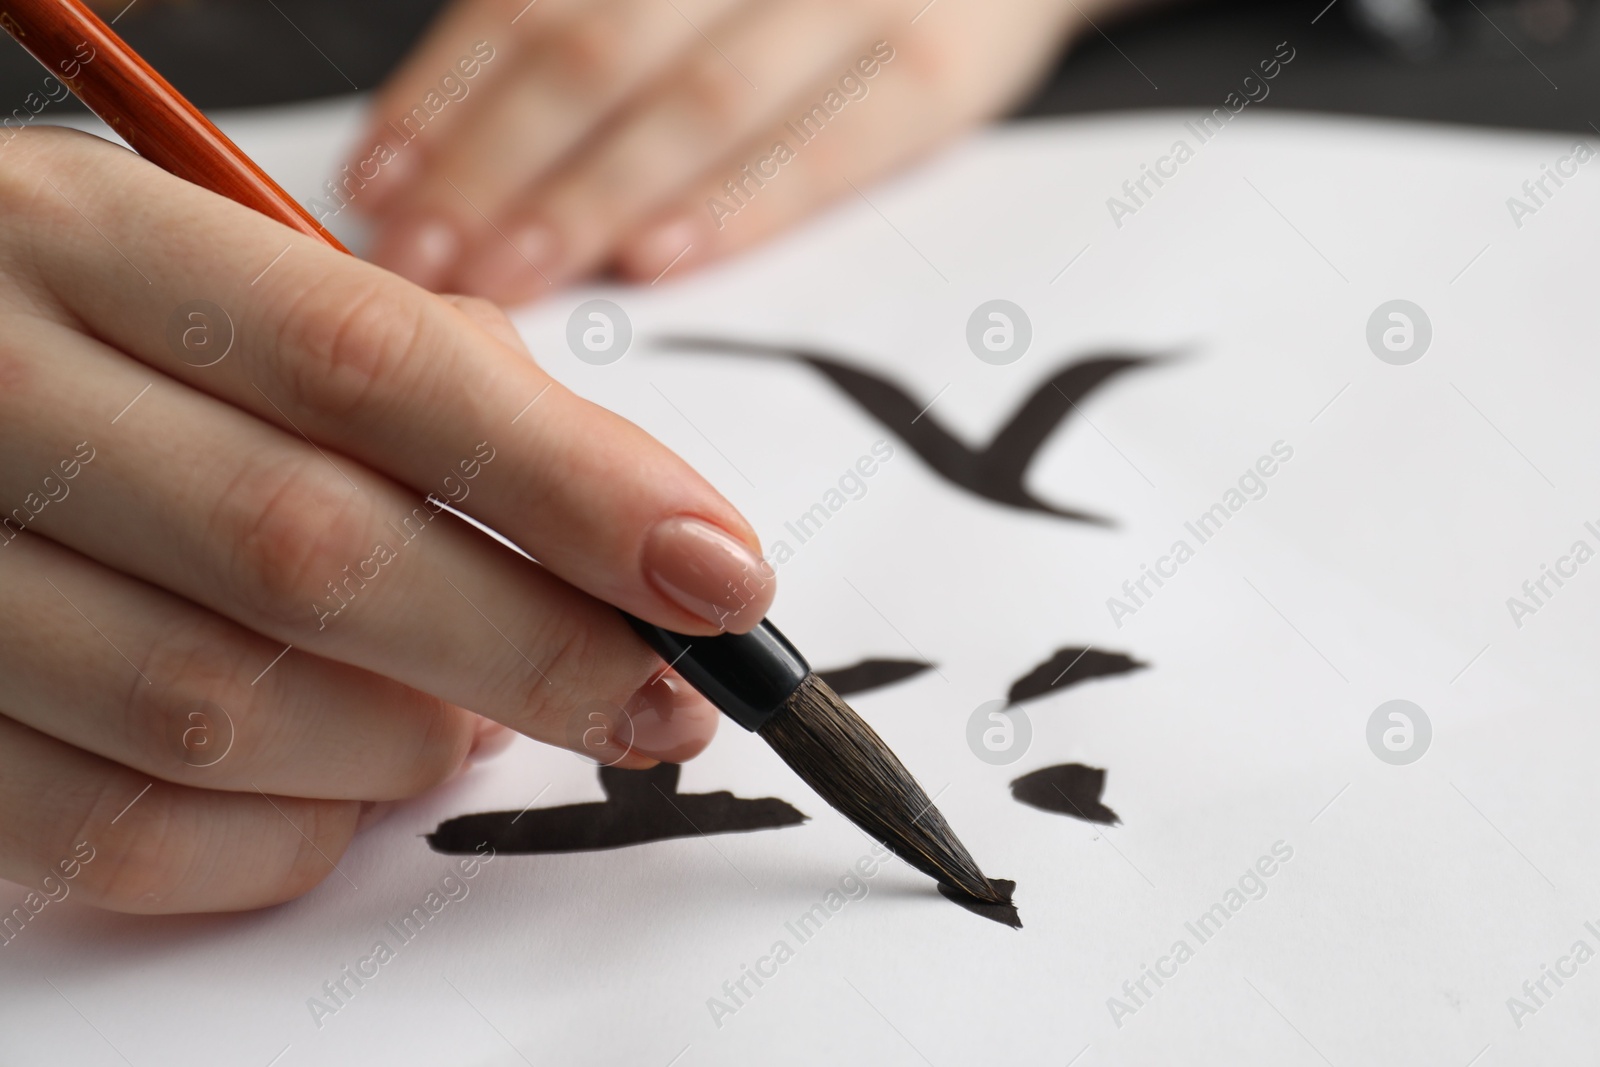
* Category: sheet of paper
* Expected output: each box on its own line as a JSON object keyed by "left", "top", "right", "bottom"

{"left": 7, "top": 97, "right": 1600, "bottom": 1066}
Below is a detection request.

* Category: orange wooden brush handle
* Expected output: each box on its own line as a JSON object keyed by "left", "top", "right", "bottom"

{"left": 0, "top": 0, "right": 348, "bottom": 251}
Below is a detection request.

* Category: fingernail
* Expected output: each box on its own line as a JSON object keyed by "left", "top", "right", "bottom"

{"left": 455, "top": 223, "right": 559, "bottom": 305}
{"left": 642, "top": 515, "right": 775, "bottom": 632}
{"left": 617, "top": 673, "right": 719, "bottom": 762}
{"left": 620, "top": 213, "right": 703, "bottom": 282}
{"left": 467, "top": 717, "right": 515, "bottom": 764}
{"left": 370, "top": 216, "right": 459, "bottom": 290}
{"left": 356, "top": 799, "right": 395, "bottom": 832}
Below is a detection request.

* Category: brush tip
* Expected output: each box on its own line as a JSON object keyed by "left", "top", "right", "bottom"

{"left": 938, "top": 878, "right": 1022, "bottom": 928}
{"left": 759, "top": 674, "right": 1004, "bottom": 905}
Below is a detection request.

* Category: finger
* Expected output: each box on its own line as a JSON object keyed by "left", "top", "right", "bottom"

{"left": 613, "top": 25, "right": 1057, "bottom": 279}
{"left": 439, "top": 293, "right": 530, "bottom": 352}
{"left": 10, "top": 127, "right": 774, "bottom": 636}
{"left": 346, "top": 0, "right": 583, "bottom": 216}
{"left": 615, "top": 39, "right": 942, "bottom": 278}
{"left": 0, "top": 307, "right": 719, "bottom": 766}
{"left": 467, "top": 716, "right": 516, "bottom": 764}
{"left": 450, "top": 3, "right": 886, "bottom": 300}
{"left": 368, "top": 0, "right": 744, "bottom": 288}
{"left": 0, "top": 529, "right": 475, "bottom": 799}
{"left": 0, "top": 714, "right": 361, "bottom": 914}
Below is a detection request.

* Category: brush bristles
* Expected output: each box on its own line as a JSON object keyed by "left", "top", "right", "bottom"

{"left": 758, "top": 674, "right": 1001, "bottom": 903}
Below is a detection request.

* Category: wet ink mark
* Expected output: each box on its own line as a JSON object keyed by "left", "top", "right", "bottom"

{"left": 426, "top": 762, "right": 808, "bottom": 855}
{"left": 655, "top": 335, "right": 1159, "bottom": 525}
{"left": 818, "top": 658, "right": 935, "bottom": 696}
{"left": 1011, "top": 764, "right": 1119, "bottom": 825}
{"left": 1007, "top": 648, "right": 1146, "bottom": 707}
{"left": 939, "top": 878, "right": 1021, "bottom": 928}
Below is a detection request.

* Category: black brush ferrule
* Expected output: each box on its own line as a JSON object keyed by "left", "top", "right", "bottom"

{"left": 621, "top": 614, "right": 809, "bottom": 732}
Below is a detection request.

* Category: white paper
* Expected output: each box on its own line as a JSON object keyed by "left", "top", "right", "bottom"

{"left": 6, "top": 97, "right": 1600, "bottom": 1065}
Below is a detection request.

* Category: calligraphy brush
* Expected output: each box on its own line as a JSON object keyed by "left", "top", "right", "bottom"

{"left": 624, "top": 617, "right": 1005, "bottom": 903}
{"left": 1, "top": 0, "right": 1008, "bottom": 907}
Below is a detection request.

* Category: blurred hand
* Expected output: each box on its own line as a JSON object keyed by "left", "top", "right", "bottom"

{"left": 0, "top": 128, "right": 774, "bottom": 913}
{"left": 351, "top": 0, "right": 1093, "bottom": 302}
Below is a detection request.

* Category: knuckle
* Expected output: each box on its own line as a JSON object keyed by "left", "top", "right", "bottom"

{"left": 275, "top": 275, "right": 432, "bottom": 421}
{"left": 403, "top": 702, "right": 477, "bottom": 793}
{"left": 496, "top": 0, "right": 560, "bottom": 39}
{"left": 124, "top": 624, "right": 262, "bottom": 778}
{"left": 444, "top": 293, "right": 516, "bottom": 340}
{"left": 208, "top": 456, "right": 376, "bottom": 632}
{"left": 76, "top": 788, "right": 357, "bottom": 912}
{"left": 0, "top": 125, "right": 81, "bottom": 200}
{"left": 127, "top": 616, "right": 473, "bottom": 797}
{"left": 0, "top": 140, "right": 47, "bottom": 218}
{"left": 0, "top": 128, "right": 118, "bottom": 270}
{"left": 0, "top": 334, "right": 37, "bottom": 402}
{"left": 70, "top": 786, "right": 195, "bottom": 911}
{"left": 892, "top": 43, "right": 975, "bottom": 113}
{"left": 508, "top": 612, "right": 659, "bottom": 751}
{"left": 673, "top": 53, "right": 749, "bottom": 129}
{"left": 445, "top": 293, "right": 505, "bottom": 325}
{"left": 503, "top": 616, "right": 598, "bottom": 735}
{"left": 271, "top": 799, "right": 360, "bottom": 903}
{"left": 549, "top": 12, "right": 629, "bottom": 93}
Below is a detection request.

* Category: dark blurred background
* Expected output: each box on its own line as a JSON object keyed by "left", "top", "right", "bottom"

{"left": 0, "top": 0, "right": 1593, "bottom": 131}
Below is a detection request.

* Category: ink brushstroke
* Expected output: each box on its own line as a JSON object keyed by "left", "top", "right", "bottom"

{"left": 426, "top": 651, "right": 1135, "bottom": 913}
{"left": 822, "top": 654, "right": 1133, "bottom": 831}
{"left": 819, "top": 650, "right": 1144, "bottom": 707}
{"left": 1011, "top": 764, "right": 1120, "bottom": 825}
{"left": 1006, "top": 648, "right": 1146, "bottom": 707}
{"left": 426, "top": 661, "right": 931, "bottom": 856}
{"left": 655, "top": 336, "right": 1159, "bottom": 524}
{"left": 426, "top": 762, "right": 806, "bottom": 856}
{"left": 817, "top": 658, "right": 935, "bottom": 696}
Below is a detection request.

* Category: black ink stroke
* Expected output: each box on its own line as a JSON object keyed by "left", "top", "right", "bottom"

{"left": 426, "top": 762, "right": 807, "bottom": 855}
{"left": 939, "top": 878, "right": 1021, "bottom": 929}
{"left": 1006, "top": 648, "right": 1146, "bottom": 707}
{"left": 655, "top": 335, "right": 1159, "bottom": 524}
{"left": 1011, "top": 764, "right": 1119, "bottom": 825}
{"left": 818, "top": 658, "right": 935, "bottom": 696}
